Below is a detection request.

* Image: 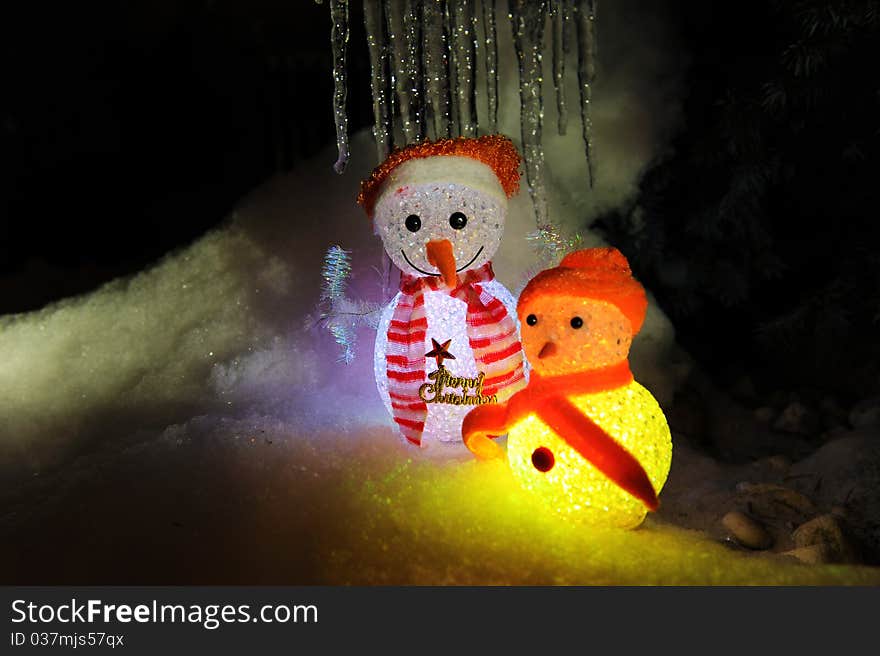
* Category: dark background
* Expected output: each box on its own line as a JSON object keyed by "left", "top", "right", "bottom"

{"left": 0, "top": 0, "right": 373, "bottom": 313}
{"left": 1, "top": 0, "right": 878, "bottom": 402}
{"left": 598, "top": 0, "right": 880, "bottom": 402}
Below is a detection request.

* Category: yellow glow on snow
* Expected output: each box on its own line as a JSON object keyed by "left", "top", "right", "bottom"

{"left": 507, "top": 381, "right": 672, "bottom": 528}
{"left": 318, "top": 430, "right": 880, "bottom": 585}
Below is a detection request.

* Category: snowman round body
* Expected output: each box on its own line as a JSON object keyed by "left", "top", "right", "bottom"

{"left": 507, "top": 381, "right": 672, "bottom": 527}
{"left": 375, "top": 279, "right": 522, "bottom": 448}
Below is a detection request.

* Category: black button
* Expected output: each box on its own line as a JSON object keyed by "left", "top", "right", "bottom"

{"left": 531, "top": 447, "right": 555, "bottom": 472}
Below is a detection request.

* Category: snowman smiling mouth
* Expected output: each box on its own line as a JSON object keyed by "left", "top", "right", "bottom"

{"left": 401, "top": 245, "right": 484, "bottom": 278}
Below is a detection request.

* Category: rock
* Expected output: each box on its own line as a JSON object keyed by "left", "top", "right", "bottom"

{"left": 787, "top": 435, "right": 880, "bottom": 562}
{"left": 792, "top": 514, "right": 859, "bottom": 564}
{"left": 738, "top": 483, "right": 815, "bottom": 522}
{"left": 773, "top": 401, "right": 821, "bottom": 436}
{"left": 765, "top": 455, "right": 791, "bottom": 471}
{"left": 782, "top": 544, "right": 833, "bottom": 565}
{"left": 722, "top": 511, "right": 774, "bottom": 550}
{"left": 849, "top": 397, "right": 880, "bottom": 430}
{"left": 754, "top": 406, "right": 776, "bottom": 424}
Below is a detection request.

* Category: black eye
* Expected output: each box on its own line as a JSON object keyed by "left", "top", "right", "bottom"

{"left": 526, "top": 314, "right": 538, "bottom": 326}
{"left": 405, "top": 214, "right": 421, "bottom": 232}
{"left": 531, "top": 447, "right": 555, "bottom": 472}
{"left": 570, "top": 316, "right": 583, "bottom": 329}
{"left": 449, "top": 211, "right": 468, "bottom": 230}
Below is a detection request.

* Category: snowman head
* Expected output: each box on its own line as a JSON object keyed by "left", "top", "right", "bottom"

{"left": 517, "top": 248, "right": 648, "bottom": 376}
{"left": 359, "top": 136, "right": 521, "bottom": 287}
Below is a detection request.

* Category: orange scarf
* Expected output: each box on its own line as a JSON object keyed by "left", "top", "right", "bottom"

{"left": 462, "top": 360, "right": 658, "bottom": 510}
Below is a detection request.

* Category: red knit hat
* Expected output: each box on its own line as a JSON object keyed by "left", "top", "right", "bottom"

{"left": 357, "top": 135, "right": 522, "bottom": 219}
{"left": 517, "top": 248, "right": 648, "bottom": 335}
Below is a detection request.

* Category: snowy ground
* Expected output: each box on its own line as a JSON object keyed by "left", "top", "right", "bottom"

{"left": 4, "top": 424, "right": 879, "bottom": 585}
{"left": 2, "top": 130, "right": 878, "bottom": 584}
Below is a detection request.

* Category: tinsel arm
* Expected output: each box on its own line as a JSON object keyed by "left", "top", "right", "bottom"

{"left": 319, "top": 245, "right": 383, "bottom": 363}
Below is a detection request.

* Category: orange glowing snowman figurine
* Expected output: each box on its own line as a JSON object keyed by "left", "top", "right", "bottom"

{"left": 462, "top": 248, "right": 672, "bottom": 528}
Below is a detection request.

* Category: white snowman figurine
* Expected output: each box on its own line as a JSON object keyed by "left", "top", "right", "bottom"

{"left": 358, "top": 135, "right": 528, "bottom": 449}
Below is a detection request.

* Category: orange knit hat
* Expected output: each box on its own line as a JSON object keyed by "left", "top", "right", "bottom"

{"left": 517, "top": 248, "right": 648, "bottom": 335}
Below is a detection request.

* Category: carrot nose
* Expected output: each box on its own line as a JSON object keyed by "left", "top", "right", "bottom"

{"left": 426, "top": 239, "right": 457, "bottom": 287}
{"left": 538, "top": 341, "right": 558, "bottom": 359}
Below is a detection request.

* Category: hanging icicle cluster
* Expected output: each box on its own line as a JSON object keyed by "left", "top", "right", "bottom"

{"left": 509, "top": 0, "right": 549, "bottom": 231}
{"left": 323, "top": 0, "right": 599, "bottom": 251}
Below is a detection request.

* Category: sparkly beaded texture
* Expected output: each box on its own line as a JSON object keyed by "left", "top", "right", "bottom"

{"left": 373, "top": 181, "right": 505, "bottom": 278}
{"left": 508, "top": 383, "right": 672, "bottom": 528}
{"left": 366, "top": 136, "right": 527, "bottom": 449}
{"left": 463, "top": 248, "right": 673, "bottom": 526}
{"left": 358, "top": 135, "right": 522, "bottom": 219}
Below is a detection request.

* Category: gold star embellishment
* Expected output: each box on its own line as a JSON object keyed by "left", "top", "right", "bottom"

{"left": 425, "top": 338, "right": 456, "bottom": 369}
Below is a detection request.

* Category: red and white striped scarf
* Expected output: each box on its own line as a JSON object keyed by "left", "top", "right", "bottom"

{"left": 386, "top": 262, "right": 526, "bottom": 445}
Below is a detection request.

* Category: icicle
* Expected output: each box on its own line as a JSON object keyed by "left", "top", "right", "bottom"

{"left": 422, "top": 0, "right": 453, "bottom": 138}
{"left": 575, "top": 0, "right": 597, "bottom": 187}
{"left": 509, "top": 0, "right": 550, "bottom": 231}
{"left": 551, "top": 0, "right": 572, "bottom": 136}
{"left": 364, "top": 1, "right": 391, "bottom": 161}
{"left": 443, "top": 0, "right": 460, "bottom": 135}
{"left": 403, "top": 0, "right": 425, "bottom": 141}
{"left": 448, "top": 1, "right": 478, "bottom": 137}
{"left": 471, "top": 0, "right": 481, "bottom": 133}
{"left": 329, "top": 0, "right": 350, "bottom": 174}
{"left": 386, "top": 0, "right": 419, "bottom": 144}
{"left": 481, "top": 0, "right": 499, "bottom": 133}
